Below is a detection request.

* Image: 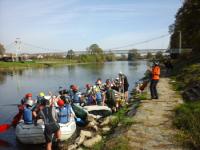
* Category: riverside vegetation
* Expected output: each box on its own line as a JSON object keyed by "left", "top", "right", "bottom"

{"left": 168, "top": 0, "right": 200, "bottom": 149}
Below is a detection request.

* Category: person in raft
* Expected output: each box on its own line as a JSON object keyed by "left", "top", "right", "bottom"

{"left": 148, "top": 61, "right": 161, "bottom": 99}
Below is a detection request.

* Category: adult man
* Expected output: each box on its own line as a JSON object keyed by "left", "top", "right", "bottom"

{"left": 149, "top": 61, "right": 160, "bottom": 99}
{"left": 119, "top": 72, "right": 129, "bottom": 103}
{"left": 33, "top": 97, "right": 62, "bottom": 150}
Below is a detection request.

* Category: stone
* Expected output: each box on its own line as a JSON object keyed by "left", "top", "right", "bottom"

{"left": 80, "top": 130, "right": 93, "bottom": 138}
{"left": 101, "top": 126, "right": 111, "bottom": 134}
{"left": 86, "top": 120, "right": 99, "bottom": 131}
{"left": 75, "top": 135, "right": 85, "bottom": 146}
{"left": 100, "top": 116, "right": 111, "bottom": 126}
{"left": 83, "top": 135, "right": 102, "bottom": 148}
{"left": 68, "top": 144, "right": 77, "bottom": 150}
{"left": 87, "top": 114, "right": 97, "bottom": 122}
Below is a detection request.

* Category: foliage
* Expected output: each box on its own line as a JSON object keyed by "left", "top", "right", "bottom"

{"left": 0, "top": 43, "right": 5, "bottom": 55}
{"left": 105, "top": 52, "right": 116, "bottom": 61}
{"left": 110, "top": 105, "right": 135, "bottom": 127}
{"left": 173, "top": 102, "right": 200, "bottom": 149}
{"left": 128, "top": 49, "right": 139, "bottom": 61}
{"left": 169, "top": 0, "right": 200, "bottom": 53}
{"left": 87, "top": 44, "right": 103, "bottom": 54}
{"left": 67, "top": 49, "right": 75, "bottom": 59}
{"left": 155, "top": 51, "right": 164, "bottom": 60}
{"left": 146, "top": 52, "right": 153, "bottom": 59}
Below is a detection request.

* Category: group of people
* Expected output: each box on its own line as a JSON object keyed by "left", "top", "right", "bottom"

{"left": 16, "top": 72, "right": 129, "bottom": 150}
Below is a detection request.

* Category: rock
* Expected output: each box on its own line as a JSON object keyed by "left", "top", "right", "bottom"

{"left": 75, "top": 135, "right": 85, "bottom": 146}
{"left": 68, "top": 144, "right": 78, "bottom": 150}
{"left": 101, "top": 126, "right": 111, "bottom": 134}
{"left": 87, "top": 114, "right": 97, "bottom": 122}
{"left": 80, "top": 130, "right": 93, "bottom": 138}
{"left": 100, "top": 116, "right": 111, "bottom": 126}
{"left": 83, "top": 135, "right": 102, "bottom": 148}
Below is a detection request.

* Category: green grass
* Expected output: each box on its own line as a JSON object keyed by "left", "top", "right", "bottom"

{"left": 110, "top": 105, "right": 135, "bottom": 127}
{"left": 173, "top": 102, "right": 200, "bottom": 149}
{"left": 84, "top": 136, "right": 130, "bottom": 150}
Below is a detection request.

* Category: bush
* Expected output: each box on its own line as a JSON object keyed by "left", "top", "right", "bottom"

{"left": 174, "top": 102, "right": 200, "bottom": 149}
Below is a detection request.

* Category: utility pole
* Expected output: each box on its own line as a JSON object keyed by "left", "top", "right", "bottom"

{"left": 15, "top": 38, "right": 21, "bottom": 61}
{"left": 179, "top": 31, "right": 182, "bottom": 53}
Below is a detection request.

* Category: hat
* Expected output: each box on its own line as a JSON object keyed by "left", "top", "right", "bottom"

{"left": 57, "top": 99, "right": 65, "bottom": 107}
{"left": 44, "top": 95, "right": 51, "bottom": 100}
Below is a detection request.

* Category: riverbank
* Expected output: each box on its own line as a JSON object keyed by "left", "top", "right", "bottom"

{"left": 0, "top": 59, "right": 107, "bottom": 69}
{"left": 91, "top": 78, "right": 184, "bottom": 150}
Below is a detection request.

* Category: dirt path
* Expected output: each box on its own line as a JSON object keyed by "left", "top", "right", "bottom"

{"left": 124, "top": 78, "right": 184, "bottom": 150}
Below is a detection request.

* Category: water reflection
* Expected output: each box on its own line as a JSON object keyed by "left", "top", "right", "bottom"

{"left": 0, "top": 61, "right": 147, "bottom": 150}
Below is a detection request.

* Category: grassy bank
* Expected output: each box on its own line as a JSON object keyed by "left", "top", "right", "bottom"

{"left": 85, "top": 100, "right": 139, "bottom": 150}
{"left": 171, "top": 53, "right": 200, "bottom": 149}
{"left": 0, "top": 59, "right": 83, "bottom": 69}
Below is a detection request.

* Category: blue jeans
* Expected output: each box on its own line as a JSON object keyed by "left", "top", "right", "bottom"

{"left": 150, "top": 80, "right": 159, "bottom": 99}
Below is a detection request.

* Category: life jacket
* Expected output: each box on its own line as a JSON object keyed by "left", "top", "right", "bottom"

{"left": 87, "top": 95, "right": 95, "bottom": 105}
{"left": 94, "top": 86, "right": 102, "bottom": 101}
{"left": 58, "top": 105, "right": 71, "bottom": 123}
{"left": 71, "top": 92, "right": 80, "bottom": 103}
{"left": 23, "top": 107, "right": 33, "bottom": 124}
{"left": 152, "top": 65, "right": 160, "bottom": 80}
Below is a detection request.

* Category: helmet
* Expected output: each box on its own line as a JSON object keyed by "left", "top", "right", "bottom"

{"left": 44, "top": 95, "right": 51, "bottom": 100}
{"left": 96, "top": 80, "right": 102, "bottom": 85}
{"left": 86, "top": 84, "right": 91, "bottom": 88}
{"left": 25, "top": 93, "right": 32, "bottom": 98}
{"left": 26, "top": 100, "right": 34, "bottom": 107}
{"left": 57, "top": 99, "right": 65, "bottom": 107}
{"left": 72, "top": 85, "right": 78, "bottom": 91}
{"left": 39, "top": 92, "right": 45, "bottom": 97}
{"left": 119, "top": 71, "right": 123, "bottom": 75}
{"left": 154, "top": 61, "right": 159, "bottom": 65}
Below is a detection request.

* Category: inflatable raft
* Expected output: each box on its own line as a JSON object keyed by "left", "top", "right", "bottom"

{"left": 15, "top": 121, "right": 76, "bottom": 144}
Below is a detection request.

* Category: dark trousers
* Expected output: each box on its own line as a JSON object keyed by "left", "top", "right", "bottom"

{"left": 150, "top": 80, "right": 159, "bottom": 98}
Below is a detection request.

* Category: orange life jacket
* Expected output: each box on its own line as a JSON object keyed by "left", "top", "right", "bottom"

{"left": 152, "top": 66, "right": 160, "bottom": 80}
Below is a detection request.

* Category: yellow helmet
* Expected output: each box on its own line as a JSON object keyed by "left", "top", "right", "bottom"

{"left": 39, "top": 92, "right": 45, "bottom": 97}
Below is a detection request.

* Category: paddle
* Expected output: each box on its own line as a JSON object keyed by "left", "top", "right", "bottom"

{"left": 0, "top": 105, "right": 23, "bottom": 133}
{"left": 0, "top": 124, "right": 11, "bottom": 133}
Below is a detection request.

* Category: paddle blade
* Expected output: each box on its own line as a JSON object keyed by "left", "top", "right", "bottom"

{"left": 11, "top": 112, "right": 22, "bottom": 126}
{"left": 0, "top": 124, "right": 11, "bottom": 133}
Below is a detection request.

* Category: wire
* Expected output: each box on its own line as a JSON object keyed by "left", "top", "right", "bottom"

{"left": 106, "top": 33, "right": 170, "bottom": 50}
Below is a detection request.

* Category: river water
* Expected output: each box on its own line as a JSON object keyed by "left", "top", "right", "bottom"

{"left": 0, "top": 60, "right": 148, "bottom": 150}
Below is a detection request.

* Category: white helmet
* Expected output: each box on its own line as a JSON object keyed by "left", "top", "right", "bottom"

{"left": 44, "top": 95, "right": 51, "bottom": 100}
{"left": 26, "top": 100, "right": 34, "bottom": 106}
{"left": 154, "top": 61, "right": 159, "bottom": 65}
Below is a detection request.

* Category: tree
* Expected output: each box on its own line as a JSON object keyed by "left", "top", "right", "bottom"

{"left": 67, "top": 49, "right": 75, "bottom": 59}
{"left": 169, "top": 0, "right": 200, "bottom": 53}
{"left": 105, "top": 51, "right": 116, "bottom": 61}
{"left": 0, "top": 43, "right": 5, "bottom": 55}
{"left": 155, "top": 51, "right": 164, "bottom": 60}
{"left": 146, "top": 52, "right": 153, "bottom": 59}
{"left": 128, "top": 49, "right": 139, "bottom": 61}
{"left": 87, "top": 44, "right": 103, "bottom": 54}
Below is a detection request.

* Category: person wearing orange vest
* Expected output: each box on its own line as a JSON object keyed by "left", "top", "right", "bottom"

{"left": 149, "top": 61, "right": 160, "bottom": 99}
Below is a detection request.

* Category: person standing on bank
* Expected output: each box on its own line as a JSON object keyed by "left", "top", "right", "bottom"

{"left": 149, "top": 61, "right": 160, "bottom": 99}
{"left": 119, "top": 72, "right": 129, "bottom": 103}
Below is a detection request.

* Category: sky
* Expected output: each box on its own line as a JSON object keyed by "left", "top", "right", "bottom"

{"left": 0, "top": 0, "right": 182, "bottom": 53}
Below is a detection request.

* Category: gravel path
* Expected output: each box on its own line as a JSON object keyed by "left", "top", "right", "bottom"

{"left": 125, "top": 78, "right": 184, "bottom": 150}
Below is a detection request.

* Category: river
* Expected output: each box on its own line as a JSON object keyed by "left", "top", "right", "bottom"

{"left": 0, "top": 60, "right": 148, "bottom": 150}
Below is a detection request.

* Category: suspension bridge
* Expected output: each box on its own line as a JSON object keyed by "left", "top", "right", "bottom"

{"left": 3, "top": 34, "right": 190, "bottom": 57}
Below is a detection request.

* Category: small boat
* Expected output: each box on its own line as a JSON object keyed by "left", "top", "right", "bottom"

{"left": 15, "top": 120, "right": 76, "bottom": 144}
{"left": 84, "top": 105, "right": 112, "bottom": 117}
